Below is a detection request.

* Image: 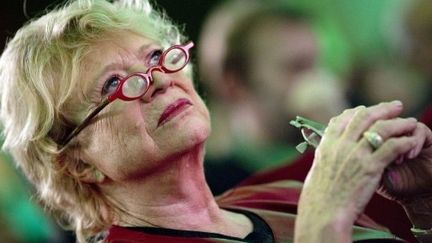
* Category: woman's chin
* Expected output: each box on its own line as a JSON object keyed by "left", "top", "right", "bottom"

{"left": 156, "top": 115, "right": 211, "bottom": 152}
{"left": 177, "top": 119, "right": 211, "bottom": 149}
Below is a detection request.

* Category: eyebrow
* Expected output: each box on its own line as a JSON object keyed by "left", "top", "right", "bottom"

{"left": 93, "top": 43, "right": 155, "bottom": 81}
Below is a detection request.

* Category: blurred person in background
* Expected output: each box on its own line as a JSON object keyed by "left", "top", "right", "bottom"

{"left": 348, "top": 60, "right": 430, "bottom": 119}
{"left": 196, "top": 0, "right": 263, "bottom": 194}
{"left": 342, "top": 0, "right": 431, "bottom": 119}
{"left": 198, "top": 0, "right": 350, "bottom": 191}
{"left": 401, "top": 0, "right": 432, "bottom": 125}
{"left": 198, "top": 1, "right": 428, "bottom": 241}
{"left": 400, "top": 0, "right": 432, "bottom": 79}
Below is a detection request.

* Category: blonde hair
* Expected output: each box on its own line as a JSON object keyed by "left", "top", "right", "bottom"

{"left": 0, "top": 0, "right": 183, "bottom": 241}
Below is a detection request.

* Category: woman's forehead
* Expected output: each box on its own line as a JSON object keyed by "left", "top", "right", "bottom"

{"left": 83, "top": 31, "right": 156, "bottom": 64}
{"left": 79, "top": 32, "right": 157, "bottom": 87}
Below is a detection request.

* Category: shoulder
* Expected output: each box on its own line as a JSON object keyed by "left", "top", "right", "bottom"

{"left": 216, "top": 180, "right": 302, "bottom": 211}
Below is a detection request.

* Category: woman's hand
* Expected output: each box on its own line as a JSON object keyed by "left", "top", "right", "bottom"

{"left": 378, "top": 122, "right": 432, "bottom": 230}
{"left": 295, "top": 101, "right": 420, "bottom": 242}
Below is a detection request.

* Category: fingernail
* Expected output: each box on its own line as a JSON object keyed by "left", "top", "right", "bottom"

{"left": 415, "top": 145, "right": 421, "bottom": 158}
{"left": 392, "top": 100, "right": 402, "bottom": 107}
{"left": 408, "top": 149, "right": 414, "bottom": 159}
{"left": 408, "top": 147, "right": 419, "bottom": 159}
{"left": 395, "top": 156, "right": 403, "bottom": 164}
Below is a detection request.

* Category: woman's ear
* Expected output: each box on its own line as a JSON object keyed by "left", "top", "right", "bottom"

{"left": 74, "top": 166, "right": 106, "bottom": 183}
{"left": 61, "top": 149, "right": 106, "bottom": 184}
{"left": 68, "top": 162, "right": 106, "bottom": 184}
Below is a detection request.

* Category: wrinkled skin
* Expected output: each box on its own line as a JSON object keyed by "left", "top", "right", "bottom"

{"left": 379, "top": 122, "right": 432, "bottom": 202}
{"left": 295, "top": 101, "right": 432, "bottom": 242}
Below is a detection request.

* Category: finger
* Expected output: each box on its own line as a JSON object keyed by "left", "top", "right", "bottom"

{"left": 358, "top": 117, "right": 417, "bottom": 153}
{"left": 343, "top": 101, "right": 403, "bottom": 141}
{"left": 424, "top": 123, "right": 432, "bottom": 148}
{"left": 326, "top": 106, "right": 365, "bottom": 137}
{"left": 394, "top": 155, "right": 404, "bottom": 165}
{"left": 367, "top": 117, "right": 417, "bottom": 141}
{"left": 408, "top": 122, "right": 432, "bottom": 159}
{"left": 372, "top": 136, "right": 418, "bottom": 170}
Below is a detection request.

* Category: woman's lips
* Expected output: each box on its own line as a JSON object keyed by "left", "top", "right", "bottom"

{"left": 157, "top": 98, "right": 192, "bottom": 127}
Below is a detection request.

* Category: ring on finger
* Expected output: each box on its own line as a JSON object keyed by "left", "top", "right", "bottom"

{"left": 363, "top": 131, "right": 384, "bottom": 150}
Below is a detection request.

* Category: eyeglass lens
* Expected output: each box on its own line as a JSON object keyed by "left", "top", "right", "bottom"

{"left": 122, "top": 47, "right": 187, "bottom": 99}
{"left": 122, "top": 75, "right": 149, "bottom": 98}
{"left": 163, "top": 48, "right": 187, "bottom": 71}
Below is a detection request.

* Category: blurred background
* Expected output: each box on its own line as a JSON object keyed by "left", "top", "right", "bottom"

{"left": 1, "top": 0, "right": 432, "bottom": 242}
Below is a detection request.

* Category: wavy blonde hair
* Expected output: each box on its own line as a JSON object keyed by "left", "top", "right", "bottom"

{"left": 0, "top": 0, "right": 183, "bottom": 241}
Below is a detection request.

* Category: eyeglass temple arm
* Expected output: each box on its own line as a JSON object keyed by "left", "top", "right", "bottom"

{"left": 179, "top": 42, "right": 194, "bottom": 62}
{"left": 289, "top": 116, "right": 327, "bottom": 153}
{"left": 184, "top": 41, "right": 194, "bottom": 50}
{"left": 60, "top": 97, "right": 111, "bottom": 147}
{"left": 290, "top": 116, "right": 326, "bottom": 136}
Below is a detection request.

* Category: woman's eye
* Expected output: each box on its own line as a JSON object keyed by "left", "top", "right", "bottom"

{"left": 102, "top": 75, "right": 121, "bottom": 95}
{"left": 148, "top": 49, "right": 163, "bottom": 66}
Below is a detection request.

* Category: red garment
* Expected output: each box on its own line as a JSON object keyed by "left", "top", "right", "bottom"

{"left": 238, "top": 151, "right": 415, "bottom": 242}
{"left": 104, "top": 180, "right": 402, "bottom": 242}
{"left": 420, "top": 105, "right": 432, "bottom": 129}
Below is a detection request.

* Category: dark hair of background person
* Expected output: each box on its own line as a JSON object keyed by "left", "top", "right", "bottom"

{"left": 224, "top": 3, "right": 316, "bottom": 86}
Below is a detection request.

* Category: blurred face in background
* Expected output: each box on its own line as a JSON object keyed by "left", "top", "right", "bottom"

{"left": 246, "top": 18, "right": 318, "bottom": 107}
{"left": 244, "top": 16, "right": 347, "bottom": 138}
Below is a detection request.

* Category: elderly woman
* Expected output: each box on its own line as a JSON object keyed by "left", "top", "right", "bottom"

{"left": 1, "top": 0, "right": 432, "bottom": 242}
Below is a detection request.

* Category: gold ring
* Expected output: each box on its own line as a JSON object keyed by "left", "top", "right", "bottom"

{"left": 363, "top": 131, "right": 384, "bottom": 150}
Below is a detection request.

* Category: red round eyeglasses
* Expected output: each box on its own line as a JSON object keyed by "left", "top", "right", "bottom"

{"left": 60, "top": 41, "right": 194, "bottom": 147}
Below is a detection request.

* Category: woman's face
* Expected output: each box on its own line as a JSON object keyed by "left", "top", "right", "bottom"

{"left": 69, "top": 31, "right": 210, "bottom": 181}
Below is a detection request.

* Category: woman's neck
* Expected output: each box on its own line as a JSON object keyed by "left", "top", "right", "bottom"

{"left": 100, "top": 143, "right": 252, "bottom": 237}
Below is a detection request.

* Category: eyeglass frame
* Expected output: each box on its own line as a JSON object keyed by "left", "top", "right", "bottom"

{"left": 60, "top": 41, "right": 194, "bottom": 147}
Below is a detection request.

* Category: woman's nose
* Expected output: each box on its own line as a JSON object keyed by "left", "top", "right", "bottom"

{"left": 140, "top": 71, "right": 173, "bottom": 102}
